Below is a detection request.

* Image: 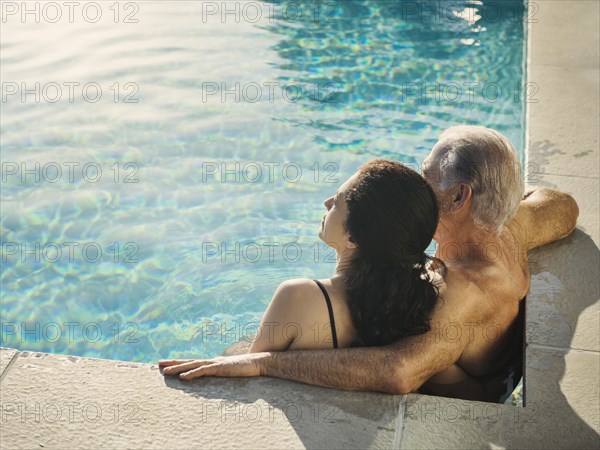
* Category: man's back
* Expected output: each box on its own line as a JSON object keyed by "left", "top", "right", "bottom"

{"left": 456, "top": 223, "right": 529, "bottom": 376}
{"left": 422, "top": 188, "right": 578, "bottom": 399}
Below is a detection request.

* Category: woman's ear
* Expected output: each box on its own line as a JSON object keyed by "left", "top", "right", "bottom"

{"left": 345, "top": 235, "right": 357, "bottom": 249}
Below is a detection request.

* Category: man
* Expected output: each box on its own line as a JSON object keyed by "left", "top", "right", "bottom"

{"left": 160, "top": 126, "right": 579, "bottom": 402}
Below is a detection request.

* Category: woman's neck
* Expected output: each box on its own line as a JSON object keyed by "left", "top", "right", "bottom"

{"left": 332, "top": 250, "right": 354, "bottom": 278}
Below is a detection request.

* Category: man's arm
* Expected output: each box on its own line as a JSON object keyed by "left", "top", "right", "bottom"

{"left": 264, "top": 347, "right": 403, "bottom": 393}
{"left": 513, "top": 188, "right": 579, "bottom": 251}
{"left": 161, "top": 338, "right": 452, "bottom": 395}
{"left": 161, "top": 285, "right": 472, "bottom": 395}
{"left": 161, "top": 329, "right": 462, "bottom": 394}
{"left": 261, "top": 330, "right": 461, "bottom": 394}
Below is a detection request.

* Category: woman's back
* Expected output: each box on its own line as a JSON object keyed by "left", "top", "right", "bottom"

{"left": 249, "top": 277, "right": 356, "bottom": 352}
{"left": 249, "top": 159, "right": 442, "bottom": 353}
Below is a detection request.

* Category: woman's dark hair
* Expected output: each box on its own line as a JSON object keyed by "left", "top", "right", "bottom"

{"left": 343, "top": 159, "right": 445, "bottom": 347}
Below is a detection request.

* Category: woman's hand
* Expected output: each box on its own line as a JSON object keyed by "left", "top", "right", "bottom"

{"left": 159, "top": 353, "right": 266, "bottom": 380}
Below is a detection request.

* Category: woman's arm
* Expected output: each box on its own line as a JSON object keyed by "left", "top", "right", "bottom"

{"left": 249, "top": 277, "right": 349, "bottom": 353}
{"left": 248, "top": 281, "right": 299, "bottom": 353}
{"left": 248, "top": 278, "right": 323, "bottom": 353}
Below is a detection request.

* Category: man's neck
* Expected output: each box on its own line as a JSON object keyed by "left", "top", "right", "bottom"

{"left": 435, "top": 223, "right": 504, "bottom": 266}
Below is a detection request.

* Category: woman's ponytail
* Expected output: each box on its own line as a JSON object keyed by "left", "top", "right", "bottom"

{"left": 344, "top": 253, "right": 442, "bottom": 347}
{"left": 340, "top": 160, "right": 445, "bottom": 347}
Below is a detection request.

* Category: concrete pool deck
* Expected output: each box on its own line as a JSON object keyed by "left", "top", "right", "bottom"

{"left": 1, "top": 1, "right": 599, "bottom": 448}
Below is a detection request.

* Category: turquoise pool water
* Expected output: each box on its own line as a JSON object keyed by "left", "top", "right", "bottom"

{"left": 1, "top": 0, "right": 526, "bottom": 362}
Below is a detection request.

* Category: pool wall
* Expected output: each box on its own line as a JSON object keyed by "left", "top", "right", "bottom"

{"left": 1, "top": 1, "right": 598, "bottom": 448}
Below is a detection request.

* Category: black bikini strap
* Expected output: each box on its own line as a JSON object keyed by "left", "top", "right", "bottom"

{"left": 313, "top": 279, "right": 338, "bottom": 349}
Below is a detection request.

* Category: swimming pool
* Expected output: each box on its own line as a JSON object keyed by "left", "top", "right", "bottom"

{"left": 0, "top": 0, "right": 526, "bottom": 362}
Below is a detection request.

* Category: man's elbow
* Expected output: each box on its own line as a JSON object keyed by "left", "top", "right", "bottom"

{"left": 539, "top": 188, "right": 580, "bottom": 239}
{"left": 554, "top": 190, "right": 579, "bottom": 238}
{"left": 386, "top": 358, "right": 420, "bottom": 395}
{"left": 564, "top": 193, "right": 579, "bottom": 236}
{"left": 389, "top": 378, "right": 414, "bottom": 395}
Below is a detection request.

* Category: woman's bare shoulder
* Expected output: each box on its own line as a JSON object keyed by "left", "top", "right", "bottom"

{"left": 275, "top": 277, "right": 320, "bottom": 299}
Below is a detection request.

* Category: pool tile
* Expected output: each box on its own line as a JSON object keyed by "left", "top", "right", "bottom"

{"left": 522, "top": 173, "right": 599, "bottom": 352}
{"left": 529, "top": 0, "right": 600, "bottom": 69}
{"left": 0, "top": 347, "right": 19, "bottom": 377}
{"left": 527, "top": 65, "right": 600, "bottom": 178}
{"left": 0, "top": 350, "right": 401, "bottom": 449}
{"left": 398, "top": 347, "right": 600, "bottom": 449}
{"left": 526, "top": 228, "right": 600, "bottom": 352}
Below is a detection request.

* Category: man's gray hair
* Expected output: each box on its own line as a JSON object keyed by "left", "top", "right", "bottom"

{"left": 433, "top": 125, "right": 524, "bottom": 234}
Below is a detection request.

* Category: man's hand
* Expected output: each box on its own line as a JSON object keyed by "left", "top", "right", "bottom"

{"left": 159, "top": 353, "right": 265, "bottom": 380}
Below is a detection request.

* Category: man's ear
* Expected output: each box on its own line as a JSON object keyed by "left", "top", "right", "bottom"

{"left": 451, "top": 183, "right": 472, "bottom": 212}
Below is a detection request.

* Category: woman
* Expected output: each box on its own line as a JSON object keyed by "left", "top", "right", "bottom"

{"left": 248, "top": 159, "right": 445, "bottom": 353}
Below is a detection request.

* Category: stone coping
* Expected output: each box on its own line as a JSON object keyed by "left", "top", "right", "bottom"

{"left": 0, "top": 348, "right": 401, "bottom": 449}
{"left": 1, "top": 1, "right": 599, "bottom": 449}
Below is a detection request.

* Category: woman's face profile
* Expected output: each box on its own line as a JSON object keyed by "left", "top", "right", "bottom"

{"left": 318, "top": 172, "right": 359, "bottom": 252}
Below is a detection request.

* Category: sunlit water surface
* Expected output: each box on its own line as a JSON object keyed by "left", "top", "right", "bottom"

{"left": 1, "top": 1, "right": 526, "bottom": 362}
